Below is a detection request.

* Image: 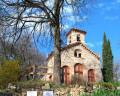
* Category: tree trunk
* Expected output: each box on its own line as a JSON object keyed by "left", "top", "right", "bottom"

{"left": 52, "top": 0, "right": 62, "bottom": 85}
{"left": 33, "top": 64, "right": 37, "bottom": 80}
{"left": 53, "top": 25, "right": 61, "bottom": 85}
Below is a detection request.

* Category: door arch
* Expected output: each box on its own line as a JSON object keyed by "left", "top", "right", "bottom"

{"left": 88, "top": 69, "right": 95, "bottom": 82}
{"left": 61, "top": 66, "right": 70, "bottom": 84}
{"left": 74, "top": 63, "right": 83, "bottom": 77}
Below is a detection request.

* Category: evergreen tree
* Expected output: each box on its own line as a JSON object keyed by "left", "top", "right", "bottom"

{"left": 102, "top": 32, "right": 108, "bottom": 82}
{"left": 102, "top": 33, "right": 113, "bottom": 82}
{"left": 107, "top": 39, "right": 113, "bottom": 81}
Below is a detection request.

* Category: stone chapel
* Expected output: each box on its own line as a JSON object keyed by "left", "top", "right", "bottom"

{"left": 43, "top": 28, "right": 103, "bottom": 84}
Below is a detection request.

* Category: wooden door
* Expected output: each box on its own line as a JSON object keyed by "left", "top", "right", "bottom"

{"left": 74, "top": 64, "right": 83, "bottom": 77}
{"left": 88, "top": 69, "right": 95, "bottom": 82}
{"left": 63, "top": 66, "right": 70, "bottom": 84}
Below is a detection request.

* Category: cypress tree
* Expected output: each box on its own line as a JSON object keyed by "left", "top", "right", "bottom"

{"left": 102, "top": 33, "right": 113, "bottom": 82}
{"left": 107, "top": 39, "right": 113, "bottom": 81}
{"left": 102, "top": 32, "right": 108, "bottom": 82}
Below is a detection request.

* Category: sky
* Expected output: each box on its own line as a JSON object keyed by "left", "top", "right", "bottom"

{"left": 1, "top": 0, "right": 119, "bottom": 62}
{"left": 81, "top": 0, "right": 120, "bottom": 62}
{"left": 39, "top": 0, "right": 120, "bottom": 63}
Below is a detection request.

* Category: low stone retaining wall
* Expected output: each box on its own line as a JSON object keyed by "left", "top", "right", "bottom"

{"left": 8, "top": 83, "right": 120, "bottom": 96}
{"left": 21, "top": 84, "right": 98, "bottom": 96}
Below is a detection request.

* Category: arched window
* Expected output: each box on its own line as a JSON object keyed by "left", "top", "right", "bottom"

{"left": 74, "top": 50, "right": 77, "bottom": 57}
{"left": 88, "top": 69, "right": 95, "bottom": 82}
{"left": 78, "top": 53, "right": 81, "bottom": 58}
{"left": 74, "top": 63, "right": 83, "bottom": 77}
{"left": 77, "top": 34, "right": 80, "bottom": 41}
{"left": 74, "top": 49, "right": 82, "bottom": 58}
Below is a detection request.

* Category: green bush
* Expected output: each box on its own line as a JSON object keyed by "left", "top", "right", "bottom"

{"left": 91, "top": 87, "right": 120, "bottom": 96}
{"left": 90, "top": 81, "right": 120, "bottom": 89}
{"left": 50, "top": 82, "right": 67, "bottom": 89}
{"left": 90, "top": 80, "right": 120, "bottom": 87}
{"left": 71, "top": 75, "right": 86, "bottom": 85}
{"left": 0, "top": 89, "right": 6, "bottom": 93}
{"left": 14, "top": 80, "right": 67, "bottom": 90}
{"left": 111, "top": 80, "right": 120, "bottom": 86}
{"left": 18, "top": 80, "right": 48, "bottom": 89}
{"left": 80, "top": 92, "right": 87, "bottom": 96}
{"left": 0, "top": 57, "right": 21, "bottom": 88}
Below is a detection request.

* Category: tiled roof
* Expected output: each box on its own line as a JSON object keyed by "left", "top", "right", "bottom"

{"left": 66, "top": 28, "right": 87, "bottom": 38}
{"left": 47, "top": 42, "right": 100, "bottom": 62}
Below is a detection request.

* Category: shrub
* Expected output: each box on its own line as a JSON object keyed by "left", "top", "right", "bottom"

{"left": 91, "top": 87, "right": 120, "bottom": 96}
{"left": 111, "top": 80, "right": 120, "bottom": 86}
{"left": 91, "top": 81, "right": 118, "bottom": 90}
{"left": 0, "top": 57, "right": 20, "bottom": 88}
{"left": 71, "top": 75, "right": 86, "bottom": 85}
{"left": 18, "top": 80, "right": 47, "bottom": 89}
{"left": 50, "top": 82, "right": 67, "bottom": 89}
{"left": 80, "top": 92, "right": 87, "bottom": 96}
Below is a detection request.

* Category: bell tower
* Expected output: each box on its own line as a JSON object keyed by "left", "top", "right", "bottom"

{"left": 66, "top": 28, "right": 86, "bottom": 45}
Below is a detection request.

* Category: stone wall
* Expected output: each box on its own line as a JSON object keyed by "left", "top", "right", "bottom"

{"left": 21, "top": 83, "right": 98, "bottom": 96}
{"left": 45, "top": 43, "right": 103, "bottom": 82}
{"left": 67, "top": 31, "right": 85, "bottom": 45}
{"left": 8, "top": 82, "right": 120, "bottom": 96}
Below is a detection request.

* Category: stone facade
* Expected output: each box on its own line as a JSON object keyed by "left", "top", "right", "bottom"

{"left": 67, "top": 29, "right": 85, "bottom": 44}
{"left": 42, "top": 28, "right": 103, "bottom": 83}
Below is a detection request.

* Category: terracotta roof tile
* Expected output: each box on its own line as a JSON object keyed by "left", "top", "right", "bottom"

{"left": 47, "top": 42, "right": 100, "bottom": 62}
{"left": 66, "top": 28, "right": 87, "bottom": 38}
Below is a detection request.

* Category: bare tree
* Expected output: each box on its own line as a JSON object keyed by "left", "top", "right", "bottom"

{"left": 14, "top": 35, "right": 46, "bottom": 67}
{"left": 0, "top": 0, "right": 95, "bottom": 84}
{"left": 114, "top": 61, "right": 120, "bottom": 81}
{"left": 0, "top": 31, "right": 46, "bottom": 68}
{"left": 0, "top": 33, "right": 47, "bottom": 80}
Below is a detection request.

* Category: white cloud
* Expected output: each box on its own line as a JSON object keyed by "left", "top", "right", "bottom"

{"left": 67, "top": 16, "right": 76, "bottom": 22}
{"left": 95, "top": 42, "right": 102, "bottom": 46}
{"left": 61, "top": 24, "right": 69, "bottom": 30}
{"left": 117, "top": 0, "right": 120, "bottom": 3}
{"left": 108, "top": 0, "right": 120, "bottom": 10}
{"left": 26, "top": 8, "right": 31, "bottom": 13}
{"left": 45, "top": 0, "right": 54, "bottom": 7}
{"left": 63, "top": 6, "right": 73, "bottom": 14}
{"left": 67, "top": 15, "right": 88, "bottom": 22}
{"left": 98, "top": 3, "right": 104, "bottom": 7}
{"left": 104, "top": 16, "right": 119, "bottom": 20}
{"left": 104, "top": 5, "right": 119, "bottom": 11}
{"left": 82, "top": 16, "right": 88, "bottom": 19}
{"left": 100, "top": 1, "right": 120, "bottom": 14}
{"left": 85, "top": 43, "right": 94, "bottom": 47}
{"left": 85, "top": 42, "right": 103, "bottom": 48}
